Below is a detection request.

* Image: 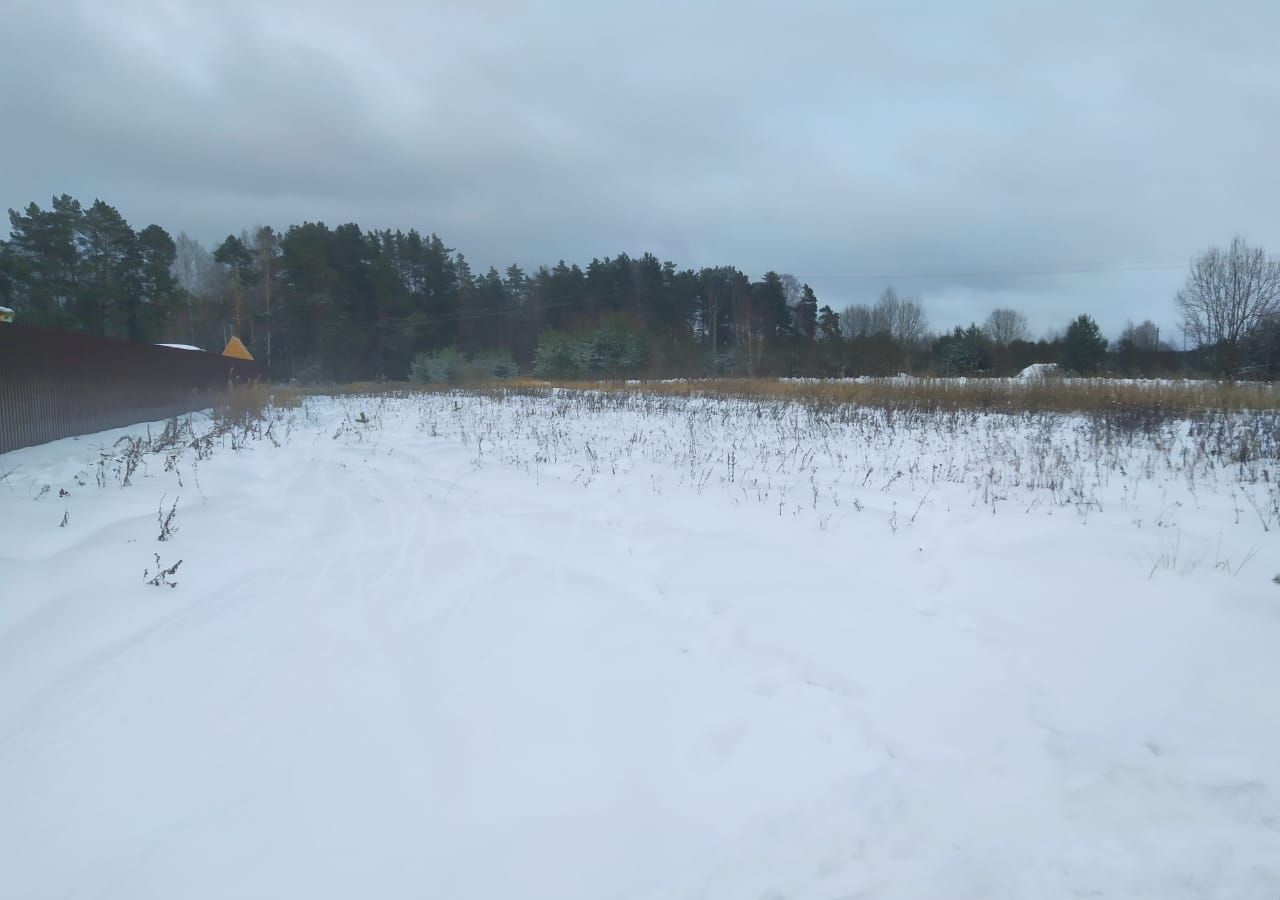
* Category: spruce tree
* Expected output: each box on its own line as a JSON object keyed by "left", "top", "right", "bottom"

{"left": 1061, "top": 314, "right": 1108, "bottom": 374}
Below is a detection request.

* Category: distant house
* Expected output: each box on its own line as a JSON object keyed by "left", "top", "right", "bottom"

{"left": 0, "top": 306, "right": 14, "bottom": 324}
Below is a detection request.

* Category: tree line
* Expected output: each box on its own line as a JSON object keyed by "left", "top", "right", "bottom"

{"left": 2, "top": 194, "right": 1277, "bottom": 381}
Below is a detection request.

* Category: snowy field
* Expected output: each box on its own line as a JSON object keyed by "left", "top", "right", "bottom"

{"left": 2, "top": 389, "right": 1279, "bottom": 899}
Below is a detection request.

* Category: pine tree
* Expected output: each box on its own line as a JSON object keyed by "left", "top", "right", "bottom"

{"left": 795, "top": 284, "right": 819, "bottom": 340}
{"left": 755, "top": 271, "right": 791, "bottom": 337}
{"left": 80, "top": 200, "right": 138, "bottom": 338}
{"left": 134, "top": 224, "right": 178, "bottom": 342}
{"left": 252, "top": 226, "right": 282, "bottom": 367}
{"left": 4, "top": 196, "right": 88, "bottom": 328}
{"left": 817, "top": 305, "right": 841, "bottom": 341}
{"left": 213, "top": 234, "right": 256, "bottom": 340}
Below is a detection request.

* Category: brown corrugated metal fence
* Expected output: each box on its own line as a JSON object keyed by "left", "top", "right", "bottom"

{"left": 0, "top": 325, "right": 263, "bottom": 454}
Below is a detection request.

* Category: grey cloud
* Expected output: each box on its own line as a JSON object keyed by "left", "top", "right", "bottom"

{"left": 3, "top": 0, "right": 1278, "bottom": 337}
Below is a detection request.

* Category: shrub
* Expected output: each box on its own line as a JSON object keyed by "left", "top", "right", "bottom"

{"left": 533, "top": 322, "right": 650, "bottom": 380}
{"left": 410, "top": 347, "right": 466, "bottom": 384}
{"left": 580, "top": 320, "right": 649, "bottom": 378}
{"left": 472, "top": 350, "right": 520, "bottom": 380}
{"left": 411, "top": 347, "right": 520, "bottom": 384}
{"left": 533, "top": 331, "right": 583, "bottom": 379}
{"left": 291, "top": 360, "right": 325, "bottom": 385}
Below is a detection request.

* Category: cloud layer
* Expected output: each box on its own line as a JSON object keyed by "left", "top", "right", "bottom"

{"left": 4, "top": 0, "right": 1279, "bottom": 335}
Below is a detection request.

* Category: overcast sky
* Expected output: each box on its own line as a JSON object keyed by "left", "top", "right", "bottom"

{"left": 3, "top": 0, "right": 1279, "bottom": 338}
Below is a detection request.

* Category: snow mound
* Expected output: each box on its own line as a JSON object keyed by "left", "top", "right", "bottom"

{"left": 1017, "top": 362, "right": 1062, "bottom": 379}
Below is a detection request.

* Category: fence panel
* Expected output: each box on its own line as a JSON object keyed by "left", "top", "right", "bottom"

{"left": 0, "top": 325, "right": 263, "bottom": 454}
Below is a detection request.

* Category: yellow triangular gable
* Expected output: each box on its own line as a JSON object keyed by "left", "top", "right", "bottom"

{"left": 222, "top": 336, "right": 254, "bottom": 360}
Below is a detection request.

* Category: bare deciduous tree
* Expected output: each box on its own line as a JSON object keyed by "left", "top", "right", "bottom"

{"left": 865, "top": 286, "right": 928, "bottom": 346}
{"left": 839, "top": 287, "right": 927, "bottom": 372}
{"left": 1119, "top": 319, "right": 1162, "bottom": 352}
{"left": 840, "top": 303, "right": 873, "bottom": 340}
{"left": 869, "top": 286, "right": 901, "bottom": 336}
{"left": 983, "top": 307, "right": 1030, "bottom": 345}
{"left": 172, "top": 232, "right": 212, "bottom": 297}
{"left": 171, "top": 232, "right": 225, "bottom": 344}
{"left": 840, "top": 288, "right": 928, "bottom": 346}
{"left": 1176, "top": 236, "right": 1280, "bottom": 378}
{"left": 893, "top": 297, "right": 929, "bottom": 348}
{"left": 779, "top": 273, "right": 803, "bottom": 310}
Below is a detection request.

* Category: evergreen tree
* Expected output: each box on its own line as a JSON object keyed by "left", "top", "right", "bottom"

{"left": 252, "top": 226, "right": 282, "bottom": 367}
{"left": 1061, "top": 314, "right": 1108, "bottom": 374}
{"left": 795, "top": 284, "right": 819, "bottom": 340}
{"left": 533, "top": 329, "right": 581, "bottom": 378}
{"left": 754, "top": 271, "right": 792, "bottom": 338}
{"left": 936, "top": 324, "right": 992, "bottom": 375}
{"left": 0, "top": 238, "right": 13, "bottom": 310}
{"left": 133, "top": 224, "right": 179, "bottom": 342}
{"left": 546, "top": 260, "right": 587, "bottom": 331}
{"left": 503, "top": 263, "right": 528, "bottom": 303}
{"left": 3, "top": 191, "right": 1196, "bottom": 382}
{"left": 213, "top": 234, "right": 256, "bottom": 341}
{"left": 80, "top": 200, "right": 138, "bottom": 338}
{"left": 817, "top": 305, "right": 841, "bottom": 341}
{"left": 5, "top": 198, "right": 84, "bottom": 326}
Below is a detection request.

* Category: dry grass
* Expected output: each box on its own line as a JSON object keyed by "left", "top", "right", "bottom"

{"left": 213, "top": 381, "right": 272, "bottom": 428}
{"left": 291, "top": 376, "right": 1278, "bottom": 442}
{"left": 490, "top": 377, "right": 1279, "bottom": 420}
{"left": 295, "top": 380, "right": 448, "bottom": 399}
{"left": 389, "top": 387, "right": 1278, "bottom": 536}
{"left": 214, "top": 381, "right": 302, "bottom": 426}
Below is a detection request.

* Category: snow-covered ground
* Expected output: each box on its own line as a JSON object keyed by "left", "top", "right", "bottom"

{"left": 1, "top": 390, "right": 1278, "bottom": 900}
